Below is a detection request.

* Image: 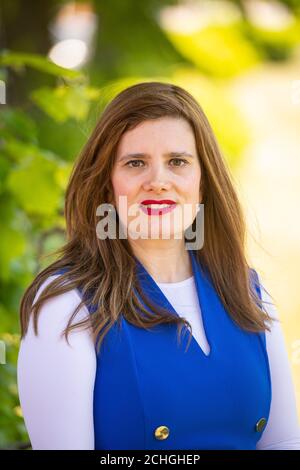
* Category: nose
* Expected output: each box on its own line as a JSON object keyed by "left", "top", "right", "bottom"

{"left": 142, "top": 161, "right": 172, "bottom": 193}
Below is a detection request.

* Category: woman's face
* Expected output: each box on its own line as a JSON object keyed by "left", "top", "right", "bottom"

{"left": 111, "top": 117, "right": 201, "bottom": 241}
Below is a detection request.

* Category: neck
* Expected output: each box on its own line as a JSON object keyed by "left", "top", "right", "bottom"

{"left": 130, "top": 239, "right": 193, "bottom": 283}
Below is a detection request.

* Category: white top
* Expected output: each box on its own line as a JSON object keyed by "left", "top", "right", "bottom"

{"left": 17, "top": 273, "right": 300, "bottom": 450}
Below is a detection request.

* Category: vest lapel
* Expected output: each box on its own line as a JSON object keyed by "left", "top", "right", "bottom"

{"left": 134, "top": 249, "right": 216, "bottom": 359}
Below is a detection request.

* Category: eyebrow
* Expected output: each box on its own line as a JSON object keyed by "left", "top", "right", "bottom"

{"left": 118, "top": 151, "right": 195, "bottom": 162}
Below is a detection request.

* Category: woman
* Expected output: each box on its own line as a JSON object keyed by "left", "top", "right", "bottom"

{"left": 17, "top": 81, "right": 300, "bottom": 450}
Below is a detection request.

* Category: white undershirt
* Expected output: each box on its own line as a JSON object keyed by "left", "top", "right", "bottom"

{"left": 17, "top": 273, "right": 300, "bottom": 450}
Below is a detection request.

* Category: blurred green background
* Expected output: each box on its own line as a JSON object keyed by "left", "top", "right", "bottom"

{"left": 1, "top": 0, "right": 300, "bottom": 449}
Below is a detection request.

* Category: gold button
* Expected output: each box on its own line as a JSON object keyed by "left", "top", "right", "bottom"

{"left": 154, "top": 425, "right": 170, "bottom": 440}
{"left": 255, "top": 417, "right": 267, "bottom": 432}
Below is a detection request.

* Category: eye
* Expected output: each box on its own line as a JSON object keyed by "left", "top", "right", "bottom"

{"left": 126, "top": 160, "right": 145, "bottom": 168}
{"left": 125, "top": 158, "right": 188, "bottom": 168}
{"left": 169, "top": 158, "right": 188, "bottom": 167}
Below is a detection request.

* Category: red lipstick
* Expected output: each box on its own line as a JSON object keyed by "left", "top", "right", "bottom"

{"left": 140, "top": 199, "right": 177, "bottom": 216}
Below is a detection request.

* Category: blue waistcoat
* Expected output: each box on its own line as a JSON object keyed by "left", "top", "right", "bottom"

{"left": 56, "top": 249, "right": 271, "bottom": 450}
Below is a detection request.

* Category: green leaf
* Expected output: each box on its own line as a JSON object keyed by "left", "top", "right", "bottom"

{"left": 0, "top": 50, "right": 84, "bottom": 81}
{"left": 164, "top": 23, "right": 261, "bottom": 78}
{"left": 54, "top": 162, "right": 72, "bottom": 190}
{"left": 2, "top": 138, "right": 62, "bottom": 164}
{"left": 0, "top": 108, "right": 38, "bottom": 144}
{"left": 0, "top": 155, "right": 10, "bottom": 193}
{"left": 0, "top": 225, "right": 26, "bottom": 281}
{"left": 30, "top": 85, "right": 101, "bottom": 122}
{"left": 246, "top": 17, "right": 300, "bottom": 60}
{"left": 6, "top": 153, "right": 63, "bottom": 216}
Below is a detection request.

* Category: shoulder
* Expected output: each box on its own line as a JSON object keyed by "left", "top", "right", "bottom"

{"left": 254, "top": 273, "right": 290, "bottom": 364}
{"left": 18, "top": 274, "right": 96, "bottom": 395}
{"left": 250, "top": 271, "right": 283, "bottom": 356}
{"left": 255, "top": 272, "right": 280, "bottom": 322}
{"left": 23, "top": 273, "right": 92, "bottom": 344}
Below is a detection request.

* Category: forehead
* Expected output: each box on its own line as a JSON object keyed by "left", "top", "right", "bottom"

{"left": 116, "top": 117, "right": 196, "bottom": 155}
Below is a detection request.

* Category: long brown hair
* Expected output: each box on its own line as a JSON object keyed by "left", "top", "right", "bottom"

{"left": 20, "top": 81, "right": 276, "bottom": 355}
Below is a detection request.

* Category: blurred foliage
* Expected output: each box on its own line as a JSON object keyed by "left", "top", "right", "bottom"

{"left": 164, "top": 23, "right": 262, "bottom": 78}
{"left": 0, "top": 51, "right": 84, "bottom": 80}
{"left": 245, "top": 19, "right": 300, "bottom": 61}
{"left": 0, "top": 333, "right": 28, "bottom": 447}
{"left": 31, "top": 85, "right": 101, "bottom": 122}
{"left": 1, "top": 0, "right": 300, "bottom": 449}
{"left": 0, "top": 50, "right": 102, "bottom": 447}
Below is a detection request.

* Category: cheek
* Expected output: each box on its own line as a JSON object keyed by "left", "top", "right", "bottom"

{"left": 111, "top": 172, "right": 138, "bottom": 203}
{"left": 180, "top": 172, "right": 201, "bottom": 198}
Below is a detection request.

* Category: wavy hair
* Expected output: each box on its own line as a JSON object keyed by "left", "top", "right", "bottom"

{"left": 20, "top": 81, "right": 276, "bottom": 354}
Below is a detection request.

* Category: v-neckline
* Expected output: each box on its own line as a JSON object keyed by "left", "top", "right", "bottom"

{"left": 134, "top": 249, "right": 213, "bottom": 360}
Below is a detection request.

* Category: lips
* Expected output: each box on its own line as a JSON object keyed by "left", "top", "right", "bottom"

{"left": 140, "top": 199, "right": 176, "bottom": 206}
{"left": 140, "top": 199, "right": 177, "bottom": 216}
